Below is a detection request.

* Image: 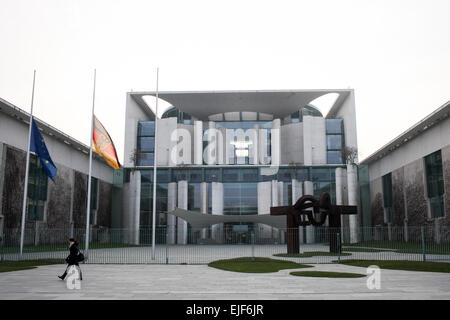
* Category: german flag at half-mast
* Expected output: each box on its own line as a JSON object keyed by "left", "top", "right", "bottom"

{"left": 93, "top": 116, "right": 121, "bottom": 170}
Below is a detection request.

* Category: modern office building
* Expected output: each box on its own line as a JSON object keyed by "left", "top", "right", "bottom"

{"left": 0, "top": 97, "right": 116, "bottom": 244}
{"left": 361, "top": 100, "right": 450, "bottom": 238}
{"left": 121, "top": 90, "right": 362, "bottom": 244}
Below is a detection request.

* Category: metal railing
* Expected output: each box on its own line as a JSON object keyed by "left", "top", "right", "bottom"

{"left": 1, "top": 225, "right": 449, "bottom": 264}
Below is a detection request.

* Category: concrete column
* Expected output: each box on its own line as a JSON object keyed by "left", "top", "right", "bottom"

{"left": 291, "top": 179, "right": 303, "bottom": 243}
{"left": 211, "top": 182, "right": 223, "bottom": 243}
{"left": 303, "top": 116, "right": 313, "bottom": 165}
{"left": 177, "top": 180, "right": 188, "bottom": 245}
{"left": 167, "top": 182, "right": 177, "bottom": 244}
{"left": 252, "top": 124, "right": 259, "bottom": 165}
{"left": 257, "top": 181, "right": 272, "bottom": 240}
{"left": 304, "top": 180, "right": 315, "bottom": 244}
{"left": 271, "top": 119, "right": 281, "bottom": 167}
{"left": 194, "top": 121, "right": 203, "bottom": 165}
{"left": 258, "top": 127, "right": 270, "bottom": 165}
{"left": 273, "top": 181, "right": 283, "bottom": 241}
{"left": 206, "top": 121, "right": 217, "bottom": 165}
{"left": 347, "top": 163, "right": 359, "bottom": 243}
{"left": 217, "top": 127, "right": 226, "bottom": 165}
{"left": 134, "top": 171, "right": 141, "bottom": 245}
{"left": 123, "top": 170, "right": 141, "bottom": 245}
{"left": 249, "top": 124, "right": 258, "bottom": 165}
{"left": 200, "top": 182, "right": 208, "bottom": 239}
{"left": 335, "top": 167, "right": 347, "bottom": 240}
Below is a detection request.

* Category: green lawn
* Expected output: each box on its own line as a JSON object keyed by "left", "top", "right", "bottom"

{"left": 335, "top": 260, "right": 450, "bottom": 273}
{"left": 0, "top": 259, "right": 64, "bottom": 273}
{"left": 342, "top": 247, "right": 388, "bottom": 253}
{"left": 1, "top": 242, "right": 143, "bottom": 254}
{"left": 208, "top": 257, "right": 313, "bottom": 273}
{"left": 273, "top": 251, "right": 352, "bottom": 258}
{"left": 290, "top": 271, "right": 366, "bottom": 278}
{"left": 344, "top": 241, "right": 450, "bottom": 254}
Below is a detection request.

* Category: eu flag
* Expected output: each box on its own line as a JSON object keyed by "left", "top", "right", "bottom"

{"left": 30, "top": 118, "right": 57, "bottom": 181}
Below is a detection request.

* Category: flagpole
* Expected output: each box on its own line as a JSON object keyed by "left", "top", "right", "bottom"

{"left": 85, "top": 69, "right": 96, "bottom": 259}
{"left": 19, "top": 70, "right": 37, "bottom": 257}
{"left": 151, "top": 68, "right": 159, "bottom": 260}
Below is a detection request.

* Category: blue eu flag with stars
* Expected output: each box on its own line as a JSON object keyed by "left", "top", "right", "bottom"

{"left": 30, "top": 118, "right": 57, "bottom": 181}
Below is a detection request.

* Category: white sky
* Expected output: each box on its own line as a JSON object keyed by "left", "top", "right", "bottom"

{"left": 1, "top": 0, "right": 449, "bottom": 162}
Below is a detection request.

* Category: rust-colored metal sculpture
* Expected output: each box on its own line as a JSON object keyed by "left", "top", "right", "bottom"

{"left": 270, "top": 193, "right": 357, "bottom": 254}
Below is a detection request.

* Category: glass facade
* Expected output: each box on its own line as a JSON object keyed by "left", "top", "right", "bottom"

{"left": 326, "top": 119, "right": 344, "bottom": 164}
{"left": 131, "top": 166, "right": 341, "bottom": 229}
{"left": 136, "top": 121, "right": 155, "bottom": 166}
{"left": 290, "top": 105, "right": 323, "bottom": 123}
{"left": 382, "top": 173, "right": 393, "bottom": 223}
{"left": 162, "top": 106, "right": 193, "bottom": 124}
{"left": 27, "top": 155, "right": 48, "bottom": 221}
{"left": 424, "top": 150, "right": 444, "bottom": 218}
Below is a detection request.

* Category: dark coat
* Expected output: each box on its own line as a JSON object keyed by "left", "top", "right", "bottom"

{"left": 65, "top": 243, "right": 80, "bottom": 265}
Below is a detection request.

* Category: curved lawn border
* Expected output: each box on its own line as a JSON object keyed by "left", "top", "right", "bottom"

{"left": 208, "top": 257, "right": 313, "bottom": 273}
{"left": 274, "top": 252, "right": 352, "bottom": 258}
{"left": 334, "top": 260, "right": 450, "bottom": 273}
{"left": 290, "top": 271, "right": 366, "bottom": 278}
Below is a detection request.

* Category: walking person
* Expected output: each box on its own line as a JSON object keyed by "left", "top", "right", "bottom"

{"left": 58, "top": 238, "right": 83, "bottom": 281}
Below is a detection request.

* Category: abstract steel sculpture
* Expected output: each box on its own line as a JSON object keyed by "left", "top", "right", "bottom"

{"left": 270, "top": 193, "right": 357, "bottom": 254}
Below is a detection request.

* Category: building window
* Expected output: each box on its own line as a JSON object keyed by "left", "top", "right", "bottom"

{"left": 137, "top": 121, "right": 155, "bottom": 166}
{"left": 425, "top": 150, "right": 445, "bottom": 218}
{"left": 326, "top": 119, "right": 344, "bottom": 164}
{"left": 223, "top": 183, "right": 257, "bottom": 216}
{"left": 27, "top": 155, "right": 48, "bottom": 221}
{"left": 188, "top": 183, "right": 201, "bottom": 212}
{"left": 87, "top": 177, "right": 98, "bottom": 225}
{"left": 382, "top": 173, "right": 393, "bottom": 223}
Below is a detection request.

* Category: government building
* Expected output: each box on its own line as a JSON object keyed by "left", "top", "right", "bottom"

{"left": 120, "top": 90, "right": 362, "bottom": 245}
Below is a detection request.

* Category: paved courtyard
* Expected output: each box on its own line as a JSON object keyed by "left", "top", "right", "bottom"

{"left": 0, "top": 263, "right": 449, "bottom": 299}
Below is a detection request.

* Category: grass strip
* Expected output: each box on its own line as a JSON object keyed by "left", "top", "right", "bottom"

{"left": 334, "top": 259, "right": 450, "bottom": 273}
{"left": 274, "top": 251, "right": 352, "bottom": 258}
{"left": 290, "top": 271, "right": 366, "bottom": 278}
{"left": 208, "top": 257, "right": 312, "bottom": 273}
{"left": 0, "top": 259, "right": 63, "bottom": 273}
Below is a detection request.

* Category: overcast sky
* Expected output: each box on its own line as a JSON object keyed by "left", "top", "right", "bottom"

{"left": 1, "top": 0, "right": 449, "bottom": 162}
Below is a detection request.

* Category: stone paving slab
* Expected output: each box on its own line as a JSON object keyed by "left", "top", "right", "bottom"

{"left": 0, "top": 263, "right": 449, "bottom": 300}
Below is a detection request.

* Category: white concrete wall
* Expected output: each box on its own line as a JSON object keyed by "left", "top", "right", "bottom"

{"left": 368, "top": 115, "right": 450, "bottom": 181}
{"left": 333, "top": 90, "right": 358, "bottom": 158}
{"left": 200, "top": 182, "right": 208, "bottom": 239}
{"left": 0, "top": 112, "right": 113, "bottom": 183}
{"left": 211, "top": 182, "right": 223, "bottom": 242}
{"left": 280, "top": 122, "right": 304, "bottom": 165}
{"left": 177, "top": 180, "right": 188, "bottom": 244}
{"left": 304, "top": 180, "right": 315, "bottom": 244}
{"left": 124, "top": 94, "right": 151, "bottom": 168}
{"left": 122, "top": 170, "right": 140, "bottom": 244}
{"left": 194, "top": 121, "right": 203, "bottom": 165}
{"left": 347, "top": 163, "right": 360, "bottom": 243}
{"left": 303, "top": 116, "right": 326, "bottom": 165}
{"left": 167, "top": 182, "right": 177, "bottom": 244}
{"left": 257, "top": 181, "right": 273, "bottom": 238}
{"left": 156, "top": 117, "right": 178, "bottom": 166}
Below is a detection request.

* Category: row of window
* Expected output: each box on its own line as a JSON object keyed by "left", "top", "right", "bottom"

{"left": 129, "top": 166, "right": 339, "bottom": 185}
{"left": 135, "top": 119, "right": 346, "bottom": 166}
{"left": 139, "top": 179, "right": 337, "bottom": 226}
{"left": 326, "top": 119, "right": 344, "bottom": 164}
{"left": 382, "top": 150, "right": 445, "bottom": 221}
{"left": 27, "top": 154, "right": 99, "bottom": 222}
